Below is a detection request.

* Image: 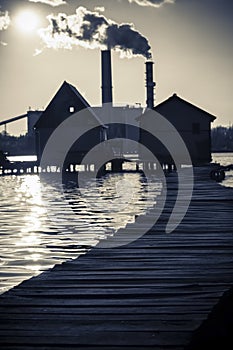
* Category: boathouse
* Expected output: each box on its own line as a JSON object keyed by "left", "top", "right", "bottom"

{"left": 34, "top": 50, "right": 143, "bottom": 164}
{"left": 34, "top": 81, "right": 107, "bottom": 165}
{"left": 1, "top": 50, "right": 217, "bottom": 169}
{"left": 139, "top": 93, "right": 216, "bottom": 166}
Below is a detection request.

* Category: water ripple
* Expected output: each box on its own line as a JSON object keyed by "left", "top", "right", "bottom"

{"left": 0, "top": 173, "right": 162, "bottom": 293}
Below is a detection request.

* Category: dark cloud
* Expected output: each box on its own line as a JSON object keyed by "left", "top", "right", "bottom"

{"left": 81, "top": 12, "right": 108, "bottom": 42}
{"left": 105, "top": 23, "right": 151, "bottom": 58}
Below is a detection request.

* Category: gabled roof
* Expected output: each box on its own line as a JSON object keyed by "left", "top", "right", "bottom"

{"left": 66, "top": 82, "right": 90, "bottom": 110}
{"left": 34, "top": 81, "right": 105, "bottom": 129}
{"left": 154, "top": 93, "right": 216, "bottom": 122}
{"left": 68, "top": 83, "right": 106, "bottom": 127}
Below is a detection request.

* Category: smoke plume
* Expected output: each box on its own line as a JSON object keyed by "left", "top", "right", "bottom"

{"left": 38, "top": 6, "right": 152, "bottom": 58}
{"left": 0, "top": 11, "right": 10, "bottom": 31}
{"left": 128, "top": 0, "right": 175, "bottom": 7}
{"left": 94, "top": 7, "right": 105, "bottom": 13}
{"left": 29, "top": 0, "right": 66, "bottom": 6}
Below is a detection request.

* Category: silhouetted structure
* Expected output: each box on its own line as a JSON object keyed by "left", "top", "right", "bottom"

{"left": 0, "top": 150, "right": 9, "bottom": 167}
{"left": 34, "top": 50, "right": 142, "bottom": 165}
{"left": 34, "top": 81, "right": 107, "bottom": 164}
{"left": 27, "top": 111, "right": 42, "bottom": 137}
{"left": 1, "top": 49, "right": 218, "bottom": 168}
{"left": 0, "top": 111, "right": 42, "bottom": 136}
{"left": 97, "top": 49, "right": 142, "bottom": 153}
{"left": 145, "top": 61, "right": 155, "bottom": 109}
{"left": 101, "top": 50, "right": 113, "bottom": 105}
{"left": 139, "top": 93, "right": 216, "bottom": 166}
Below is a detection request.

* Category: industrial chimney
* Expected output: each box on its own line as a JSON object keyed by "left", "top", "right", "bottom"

{"left": 145, "top": 61, "right": 155, "bottom": 109}
{"left": 101, "top": 50, "right": 113, "bottom": 105}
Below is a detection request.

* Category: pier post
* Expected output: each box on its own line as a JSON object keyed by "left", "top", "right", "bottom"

{"left": 111, "top": 159, "right": 123, "bottom": 172}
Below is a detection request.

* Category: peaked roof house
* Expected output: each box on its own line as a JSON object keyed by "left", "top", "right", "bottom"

{"left": 33, "top": 50, "right": 217, "bottom": 170}
{"left": 34, "top": 81, "right": 107, "bottom": 165}
{"left": 139, "top": 93, "right": 216, "bottom": 166}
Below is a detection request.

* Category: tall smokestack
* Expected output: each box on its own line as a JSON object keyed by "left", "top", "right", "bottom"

{"left": 145, "top": 61, "right": 155, "bottom": 109}
{"left": 101, "top": 50, "right": 113, "bottom": 105}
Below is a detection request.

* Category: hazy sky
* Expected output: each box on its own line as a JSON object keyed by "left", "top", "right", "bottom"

{"left": 0, "top": 0, "right": 232, "bottom": 134}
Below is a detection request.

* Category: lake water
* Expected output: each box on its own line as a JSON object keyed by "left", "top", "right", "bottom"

{"left": 212, "top": 152, "right": 233, "bottom": 188}
{"left": 0, "top": 172, "right": 162, "bottom": 294}
{"left": 0, "top": 153, "right": 233, "bottom": 294}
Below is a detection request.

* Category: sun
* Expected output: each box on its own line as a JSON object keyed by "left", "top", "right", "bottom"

{"left": 15, "top": 10, "right": 40, "bottom": 33}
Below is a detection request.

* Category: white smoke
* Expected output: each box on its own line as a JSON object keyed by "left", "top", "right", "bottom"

{"left": 29, "top": 0, "right": 66, "bottom": 6}
{"left": 38, "top": 6, "right": 152, "bottom": 58}
{"left": 128, "top": 0, "right": 175, "bottom": 7}
{"left": 33, "top": 48, "right": 43, "bottom": 56}
{"left": 94, "top": 6, "right": 105, "bottom": 12}
{"left": 0, "top": 11, "right": 10, "bottom": 30}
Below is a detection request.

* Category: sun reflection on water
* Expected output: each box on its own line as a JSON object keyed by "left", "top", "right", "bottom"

{"left": 15, "top": 176, "right": 44, "bottom": 242}
{"left": 0, "top": 173, "right": 162, "bottom": 294}
{"left": 16, "top": 175, "right": 43, "bottom": 205}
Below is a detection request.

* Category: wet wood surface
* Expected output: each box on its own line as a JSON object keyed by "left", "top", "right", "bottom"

{"left": 0, "top": 167, "right": 233, "bottom": 349}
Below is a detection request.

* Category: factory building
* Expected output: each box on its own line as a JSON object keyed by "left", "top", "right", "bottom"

{"left": 33, "top": 49, "right": 216, "bottom": 166}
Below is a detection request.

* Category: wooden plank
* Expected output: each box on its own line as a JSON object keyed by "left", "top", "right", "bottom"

{"left": 0, "top": 168, "right": 233, "bottom": 349}
{"left": 0, "top": 313, "right": 205, "bottom": 322}
{"left": 0, "top": 331, "right": 191, "bottom": 346}
{"left": 0, "top": 319, "right": 202, "bottom": 332}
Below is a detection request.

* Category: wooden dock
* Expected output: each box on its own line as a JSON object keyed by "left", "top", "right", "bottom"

{"left": 0, "top": 167, "right": 233, "bottom": 349}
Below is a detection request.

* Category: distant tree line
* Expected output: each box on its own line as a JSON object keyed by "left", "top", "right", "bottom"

{"left": 0, "top": 132, "right": 36, "bottom": 156}
{"left": 0, "top": 126, "right": 233, "bottom": 157}
{"left": 211, "top": 126, "right": 233, "bottom": 152}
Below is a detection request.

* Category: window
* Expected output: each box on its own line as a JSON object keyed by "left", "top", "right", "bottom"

{"left": 69, "top": 106, "right": 75, "bottom": 113}
{"left": 192, "top": 123, "right": 200, "bottom": 134}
